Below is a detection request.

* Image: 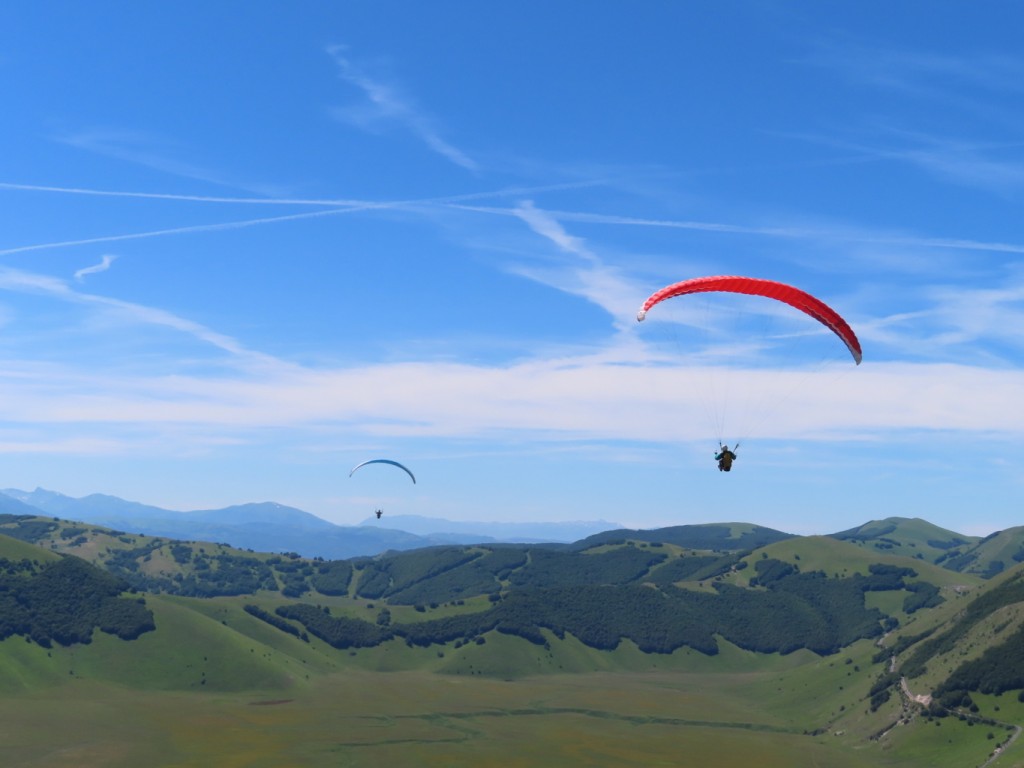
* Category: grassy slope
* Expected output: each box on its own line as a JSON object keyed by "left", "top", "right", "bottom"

{"left": 713, "top": 533, "right": 983, "bottom": 629}
{"left": 0, "top": 594, "right": 306, "bottom": 694}
{"left": 0, "top": 516, "right": 282, "bottom": 581}
{"left": 755, "top": 534, "right": 976, "bottom": 581}
{"left": 899, "top": 563, "right": 1024, "bottom": 694}
{"left": 0, "top": 532, "right": 62, "bottom": 562}
{"left": 831, "top": 516, "right": 979, "bottom": 562}
{"left": 830, "top": 517, "right": 1024, "bottom": 583}
{"left": 2, "top": 524, "right": 1024, "bottom": 766}
{"left": 959, "top": 526, "right": 1024, "bottom": 577}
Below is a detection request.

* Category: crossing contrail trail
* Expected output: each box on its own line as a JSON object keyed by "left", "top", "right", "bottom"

{"left": 0, "top": 180, "right": 606, "bottom": 257}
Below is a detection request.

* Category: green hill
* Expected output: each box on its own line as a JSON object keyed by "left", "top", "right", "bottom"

{"left": 943, "top": 525, "right": 1024, "bottom": 578}
{"left": 741, "top": 535, "right": 979, "bottom": 588}
{"left": 828, "top": 517, "right": 1024, "bottom": 581}
{"left": 573, "top": 521, "right": 794, "bottom": 551}
{"left": 0, "top": 531, "right": 61, "bottom": 562}
{"left": 3, "top": 519, "right": 1024, "bottom": 767}
{"left": 0, "top": 543, "right": 154, "bottom": 651}
{"left": 829, "top": 516, "right": 979, "bottom": 562}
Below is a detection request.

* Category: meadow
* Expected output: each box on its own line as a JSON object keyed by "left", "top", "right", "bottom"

{"left": 0, "top": 668, "right": 887, "bottom": 768}
{"left": 0, "top": 626, "right": 1011, "bottom": 768}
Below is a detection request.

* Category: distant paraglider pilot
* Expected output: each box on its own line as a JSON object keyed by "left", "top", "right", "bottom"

{"left": 375, "top": 509, "right": 383, "bottom": 519}
{"left": 715, "top": 444, "right": 738, "bottom": 472}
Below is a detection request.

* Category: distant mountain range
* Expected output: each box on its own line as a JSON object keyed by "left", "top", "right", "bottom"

{"left": 2, "top": 487, "right": 1021, "bottom": 578}
{"left": 0, "top": 488, "right": 622, "bottom": 559}
{"left": 365, "top": 514, "right": 624, "bottom": 544}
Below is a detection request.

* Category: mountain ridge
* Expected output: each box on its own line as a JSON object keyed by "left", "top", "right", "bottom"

{"left": 0, "top": 488, "right": 622, "bottom": 558}
{"left": 4, "top": 487, "right": 1022, "bottom": 577}
{"left": 361, "top": 513, "right": 623, "bottom": 543}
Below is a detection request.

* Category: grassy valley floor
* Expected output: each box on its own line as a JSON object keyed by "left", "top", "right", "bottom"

{"left": 0, "top": 666, "right": 1010, "bottom": 768}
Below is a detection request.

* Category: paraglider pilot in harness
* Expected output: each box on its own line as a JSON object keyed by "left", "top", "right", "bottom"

{"left": 715, "top": 444, "right": 738, "bottom": 472}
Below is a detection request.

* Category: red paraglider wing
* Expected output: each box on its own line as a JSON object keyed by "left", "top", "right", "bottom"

{"left": 636, "top": 275, "right": 862, "bottom": 364}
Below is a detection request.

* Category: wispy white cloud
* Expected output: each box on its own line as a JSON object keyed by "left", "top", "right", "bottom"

{"left": 513, "top": 200, "right": 598, "bottom": 263}
{"left": 926, "top": 280, "right": 1024, "bottom": 350}
{"left": 452, "top": 203, "right": 1024, "bottom": 257}
{"left": 57, "top": 129, "right": 252, "bottom": 190}
{"left": 850, "top": 270, "right": 1024, "bottom": 363}
{"left": 509, "top": 201, "right": 649, "bottom": 330}
{"left": 796, "top": 41, "right": 1024, "bottom": 194}
{"left": 0, "top": 435, "right": 132, "bottom": 456}
{"left": 0, "top": 350, "right": 1019, "bottom": 452}
{"left": 74, "top": 254, "right": 117, "bottom": 282}
{"left": 810, "top": 44, "right": 1024, "bottom": 100}
{"left": 327, "top": 45, "right": 479, "bottom": 172}
{"left": 787, "top": 126, "right": 1024, "bottom": 196}
{"left": 0, "top": 262, "right": 1018, "bottom": 463}
{"left": 887, "top": 134, "right": 1024, "bottom": 193}
{"left": 0, "top": 267, "right": 281, "bottom": 368}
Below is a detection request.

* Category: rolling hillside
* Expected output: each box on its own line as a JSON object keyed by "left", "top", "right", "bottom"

{"left": 3, "top": 514, "right": 1024, "bottom": 767}
{"left": 0, "top": 514, "right": 1013, "bottom": 689}
{"left": 827, "top": 516, "right": 1024, "bottom": 579}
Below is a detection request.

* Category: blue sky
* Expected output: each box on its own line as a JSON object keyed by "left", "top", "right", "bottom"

{"left": 1, "top": 2, "right": 1023, "bottom": 536}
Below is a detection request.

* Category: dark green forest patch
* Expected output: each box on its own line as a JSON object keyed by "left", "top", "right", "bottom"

{"left": 274, "top": 561, "right": 917, "bottom": 658}
{"left": 0, "top": 555, "right": 154, "bottom": 647}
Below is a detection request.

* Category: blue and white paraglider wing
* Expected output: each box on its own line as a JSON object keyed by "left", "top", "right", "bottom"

{"left": 348, "top": 459, "right": 416, "bottom": 484}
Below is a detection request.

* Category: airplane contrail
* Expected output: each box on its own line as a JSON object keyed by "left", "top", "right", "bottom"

{"left": 0, "top": 180, "right": 606, "bottom": 257}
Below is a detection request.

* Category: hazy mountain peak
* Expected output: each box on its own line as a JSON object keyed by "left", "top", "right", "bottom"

{"left": 362, "top": 513, "right": 623, "bottom": 543}
{"left": 188, "top": 502, "right": 337, "bottom": 529}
